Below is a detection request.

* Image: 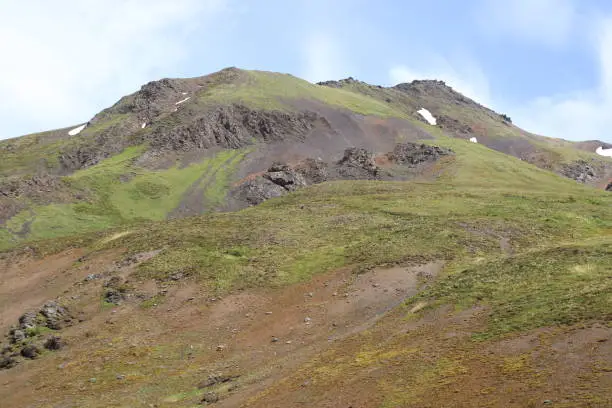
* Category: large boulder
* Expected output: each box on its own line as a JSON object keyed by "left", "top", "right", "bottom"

{"left": 40, "top": 301, "right": 71, "bottom": 330}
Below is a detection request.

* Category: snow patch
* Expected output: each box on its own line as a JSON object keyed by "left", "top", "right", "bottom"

{"left": 417, "top": 108, "right": 437, "bottom": 125}
{"left": 68, "top": 124, "right": 87, "bottom": 136}
{"left": 469, "top": 137, "right": 478, "bottom": 143}
{"left": 181, "top": 92, "right": 188, "bottom": 95}
{"left": 141, "top": 122, "right": 147, "bottom": 129}
{"left": 175, "top": 97, "right": 190, "bottom": 105}
{"left": 596, "top": 146, "right": 612, "bottom": 157}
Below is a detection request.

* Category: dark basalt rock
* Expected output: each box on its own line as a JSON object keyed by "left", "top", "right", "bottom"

{"left": 389, "top": 143, "right": 453, "bottom": 166}
{"left": 150, "top": 105, "right": 320, "bottom": 152}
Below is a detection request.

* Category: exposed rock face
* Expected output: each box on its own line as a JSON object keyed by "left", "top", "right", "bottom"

{"left": 235, "top": 163, "right": 307, "bottom": 206}
{"left": 561, "top": 160, "right": 598, "bottom": 183}
{"left": 294, "top": 158, "right": 329, "bottom": 184}
{"left": 264, "top": 163, "right": 307, "bottom": 191}
{"left": 150, "top": 105, "right": 321, "bottom": 152}
{"left": 388, "top": 143, "right": 452, "bottom": 166}
{"left": 606, "top": 181, "right": 612, "bottom": 191}
{"left": 0, "top": 175, "right": 61, "bottom": 199}
{"left": 233, "top": 143, "right": 453, "bottom": 207}
{"left": 335, "top": 147, "right": 379, "bottom": 179}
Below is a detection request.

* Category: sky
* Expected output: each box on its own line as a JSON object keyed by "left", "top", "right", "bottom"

{"left": 1, "top": 0, "right": 612, "bottom": 142}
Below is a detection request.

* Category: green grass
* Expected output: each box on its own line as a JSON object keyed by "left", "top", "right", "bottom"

{"left": 80, "top": 136, "right": 611, "bottom": 295}
{"left": 199, "top": 70, "right": 407, "bottom": 117}
{"left": 2, "top": 146, "right": 249, "bottom": 246}
{"left": 408, "top": 237, "right": 612, "bottom": 339}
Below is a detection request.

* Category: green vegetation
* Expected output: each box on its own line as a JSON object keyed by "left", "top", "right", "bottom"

{"left": 410, "top": 237, "right": 612, "bottom": 339}
{"left": 199, "top": 70, "right": 407, "bottom": 117}
{"left": 81, "top": 136, "right": 612, "bottom": 297}
{"left": 2, "top": 146, "right": 249, "bottom": 246}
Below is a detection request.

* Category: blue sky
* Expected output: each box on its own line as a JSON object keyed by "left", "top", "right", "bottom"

{"left": 1, "top": 0, "right": 612, "bottom": 142}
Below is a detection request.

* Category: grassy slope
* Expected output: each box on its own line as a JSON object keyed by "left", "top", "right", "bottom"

{"left": 3, "top": 69, "right": 611, "bottom": 249}
{"left": 2, "top": 133, "right": 611, "bottom": 406}
{"left": 1, "top": 147, "right": 249, "bottom": 249}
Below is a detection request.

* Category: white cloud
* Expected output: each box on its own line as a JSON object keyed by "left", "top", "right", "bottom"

{"left": 0, "top": 0, "right": 228, "bottom": 139}
{"left": 476, "top": 0, "right": 576, "bottom": 46}
{"left": 389, "top": 55, "right": 492, "bottom": 107}
{"left": 511, "top": 17, "right": 612, "bottom": 142}
{"left": 301, "top": 33, "right": 350, "bottom": 83}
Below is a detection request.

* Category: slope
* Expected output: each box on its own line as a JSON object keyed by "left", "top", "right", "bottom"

{"left": 1, "top": 125, "right": 611, "bottom": 406}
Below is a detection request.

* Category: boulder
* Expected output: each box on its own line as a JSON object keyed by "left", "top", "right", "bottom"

{"left": 9, "top": 328, "right": 26, "bottom": 344}
{"left": 40, "top": 301, "right": 71, "bottom": 330}
{"left": 44, "top": 336, "right": 65, "bottom": 351}
{"left": 18, "top": 312, "right": 39, "bottom": 330}
{"left": 20, "top": 345, "right": 40, "bottom": 359}
{"left": 0, "top": 355, "right": 17, "bottom": 370}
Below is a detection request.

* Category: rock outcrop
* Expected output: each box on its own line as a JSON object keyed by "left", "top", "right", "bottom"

{"left": 149, "top": 105, "right": 321, "bottom": 152}
{"left": 233, "top": 143, "right": 453, "bottom": 206}
{"left": 560, "top": 160, "right": 598, "bottom": 184}
{"left": 388, "top": 143, "right": 452, "bottom": 166}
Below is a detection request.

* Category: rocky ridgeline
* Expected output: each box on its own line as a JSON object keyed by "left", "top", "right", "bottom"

{"left": 1, "top": 301, "right": 72, "bottom": 369}
{"left": 234, "top": 143, "right": 453, "bottom": 206}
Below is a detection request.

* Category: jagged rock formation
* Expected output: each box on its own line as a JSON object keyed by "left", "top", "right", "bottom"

{"left": 149, "top": 105, "right": 322, "bottom": 152}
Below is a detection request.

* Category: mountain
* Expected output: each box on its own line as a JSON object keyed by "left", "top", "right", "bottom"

{"left": 0, "top": 69, "right": 611, "bottom": 407}
{"left": 1, "top": 68, "right": 611, "bottom": 249}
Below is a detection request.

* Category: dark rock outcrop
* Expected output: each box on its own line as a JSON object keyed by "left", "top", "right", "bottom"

{"left": 0, "top": 175, "right": 61, "bottom": 199}
{"left": 40, "top": 301, "right": 71, "bottom": 330}
{"left": 150, "top": 105, "right": 320, "bottom": 152}
{"left": 233, "top": 143, "right": 453, "bottom": 207}
{"left": 560, "top": 160, "right": 597, "bottom": 183}
{"left": 235, "top": 163, "right": 308, "bottom": 206}
{"left": 335, "top": 147, "right": 379, "bottom": 179}
{"left": 388, "top": 143, "right": 452, "bottom": 166}
{"left": 263, "top": 163, "right": 307, "bottom": 191}
{"left": 606, "top": 181, "right": 612, "bottom": 191}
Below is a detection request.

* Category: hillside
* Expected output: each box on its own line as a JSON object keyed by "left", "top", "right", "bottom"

{"left": 1, "top": 68, "right": 611, "bottom": 250}
{"left": 0, "top": 68, "right": 611, "bottom": 407}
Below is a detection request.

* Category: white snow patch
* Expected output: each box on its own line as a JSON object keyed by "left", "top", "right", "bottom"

{"left": 181, "top": 92, "right": 188, "bottom": 95}
{"left": 175, "top": 97, "right": 190, "bottom": 105}
{"left": 417, "top": 108, "right": 437, "bottom": 125}
{"left": 469, "top": 137, "right": 478, "bottom": 143}
{"left": 68, "top": 124, "right": 87, "bottom": 136}
{"left": 596, "top": 146, "right": 612, "bottom": 157}
{"left": 141, "top": 122, "right": 147, "bottom": 129}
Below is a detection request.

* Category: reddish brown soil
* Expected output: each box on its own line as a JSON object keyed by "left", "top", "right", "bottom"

{"left": 0, "top": 252, "right": 609, "bottom": 408}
